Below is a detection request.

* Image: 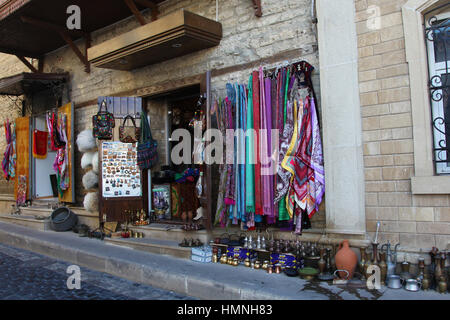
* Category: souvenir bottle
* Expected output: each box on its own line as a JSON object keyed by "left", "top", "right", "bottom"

{"left": 326, "top": 247, "right": 332, "bottom": 273}
{"left": 434, "top": 255, "right": 442, "bottom": 285}
{"left": 359, "top": 247, "right": 366, "bottom": 278}
{"left": 379, "top": 251, "right": 388, "bottom": 284}
{"left": 318, "top": 248, "right": 326, "bottom": 275}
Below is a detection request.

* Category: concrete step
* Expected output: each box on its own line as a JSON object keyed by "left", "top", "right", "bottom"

{"left": 105, "top": 237, "right": 191, "bottom": 259}
{"left": 129, "top": 223, "right": 211, "bottom": 243}
{"left": 70, "top": 207, "right": 99, "bottom": 230}
{"left": 0, "top": 215, "right": 50, "bottom": 231}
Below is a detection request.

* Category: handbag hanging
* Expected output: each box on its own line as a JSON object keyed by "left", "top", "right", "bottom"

{"left": 137, "top": 110, "right": 158, "bottom": 169}
{"left": 92, "top": 100, "right": 115, "bottom": 140}
{"left": 119, "top": 115, "right": 141, "bottom": 143}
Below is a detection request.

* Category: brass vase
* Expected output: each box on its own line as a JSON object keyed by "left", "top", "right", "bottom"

{"left": 438, "top": 276, "right": 447, "bottom": 294}
{"left": 434, "top": 255, "right": 443, "bottom": 285}
{"left": 318, "top": 248, "right": 326, "bottom": 275}
{"left": 379, "top": 251, "right": 387, "bottom": 284}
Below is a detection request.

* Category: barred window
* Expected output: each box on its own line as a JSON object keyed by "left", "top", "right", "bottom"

{"left": 425, "top": 7, "right": 450, "bottom": 174}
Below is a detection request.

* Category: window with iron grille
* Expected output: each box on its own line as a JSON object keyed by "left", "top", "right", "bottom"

{"left": 425, "top": 5, "right": 450, "bottom": 174}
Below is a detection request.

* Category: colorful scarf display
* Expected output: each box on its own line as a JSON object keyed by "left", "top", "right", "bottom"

{"left": 214, "top": 61, "right": 324, "bottom": 234}
{"left": 2, "top": 119, "right": 16, "bottom": 181}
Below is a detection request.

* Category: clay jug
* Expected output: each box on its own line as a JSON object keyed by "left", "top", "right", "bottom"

{"left": 335, "top": 240, "right": 358, "bottom": 279}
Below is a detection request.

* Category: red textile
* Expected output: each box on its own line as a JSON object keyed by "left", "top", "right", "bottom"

{"left": 32, "top": 129, "right": 48, "bottom": 159}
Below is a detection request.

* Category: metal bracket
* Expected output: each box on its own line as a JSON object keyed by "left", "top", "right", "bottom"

{"left": 252, "top": 0, "right": 262, "bottom": 17}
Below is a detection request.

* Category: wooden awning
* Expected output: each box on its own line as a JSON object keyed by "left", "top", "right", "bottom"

{"left": 88, "top": 9, "right": 222, "bottom": 71}
{"left": 0, "top": 72, "right": 68, "bottom": 95}
{"left": 0, "top": 0, "right": 165, "bottom": 58}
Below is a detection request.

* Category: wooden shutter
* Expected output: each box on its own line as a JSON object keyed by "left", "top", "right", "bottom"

{"left": 14, "top": 116, "right": 30, "bottom": 200}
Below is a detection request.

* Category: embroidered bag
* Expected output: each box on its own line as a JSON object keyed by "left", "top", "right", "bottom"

{"left": 92, "top": 100, "right": 115, "bottom": 140}
{"left": 137, "top": 110, "right": 158, "bottom": 169}
{"left": 119, "top": 115, "right": 141, "bottom": 143}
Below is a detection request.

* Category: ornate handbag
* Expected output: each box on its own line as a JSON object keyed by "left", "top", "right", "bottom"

{"left": 137, "top": 110, "right": 158, "bottom": 169}
{"left": 119, "top": 115, "right": 141, "bottom": 143}
{"left": 92, "top": 100, "right": 115, "bottom": 140}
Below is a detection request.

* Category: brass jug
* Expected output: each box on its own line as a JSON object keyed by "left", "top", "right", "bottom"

{"left": 219, "top": 254, "right": 228, "bottom": 264}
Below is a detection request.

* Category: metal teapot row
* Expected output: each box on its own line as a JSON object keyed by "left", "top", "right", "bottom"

{"left": 243, "top": 236, "right": 322, "bottom": 256}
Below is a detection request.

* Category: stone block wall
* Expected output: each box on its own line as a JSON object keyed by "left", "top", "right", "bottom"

{"left": 355, "top": 0, "right": 450, "bottom": 253}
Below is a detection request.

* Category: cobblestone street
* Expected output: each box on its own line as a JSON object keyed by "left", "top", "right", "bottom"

{"left": 0, "top": 243, "right": 195, "bottom": 300}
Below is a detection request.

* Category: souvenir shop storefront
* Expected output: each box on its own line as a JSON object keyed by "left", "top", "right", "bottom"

{"left": 87, "top": 59, "right": 325, "bottom": 239}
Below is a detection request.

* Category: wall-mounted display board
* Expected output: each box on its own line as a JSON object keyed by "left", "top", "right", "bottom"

{"left": 101, "top": 141, "right": 141, "bottom": 198}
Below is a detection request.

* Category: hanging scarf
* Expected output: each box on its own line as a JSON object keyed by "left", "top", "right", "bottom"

{"left": 245, "top": 75, "right": 255, "bottom": 215}
{"left": 215, "top": 99, "right": 229, "bottom": 227}
{"left": 309, "top": 98, "right": 325, "bottom": 215}
{"left": 252, "top": 71, "right": 263, "bottom": 217}
{"left": 224, "top": 96, "right": 236, "bottom": 206}
{"left": 238, "top": 84, "right": 246, "bottom": 222}
{"left": 8, "top": 122, "right": 16, "bottom": 180}
{"left": 2, "top": 120, "right": 12, "bottom": 180}
{"left": 283, "top": 99, "right": 301, "bottom": 218}
{"left": 291, "top": 96, "right": 324, "bottom": 218}
{"left": 263, "top": 76, "right": 275, "bottom": 221}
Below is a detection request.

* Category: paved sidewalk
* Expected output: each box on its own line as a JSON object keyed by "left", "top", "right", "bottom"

{"left": 0, "top": 221, "right": 448, "bottom": 300}
{"left": 0, "top": 243, "right": 194, "bottom": 300}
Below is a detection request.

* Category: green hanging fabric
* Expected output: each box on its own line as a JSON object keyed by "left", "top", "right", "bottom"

{"left": 245, "top": 74, "right": 255, "bottom": 213}
{"left": 283, "top": 68, "right": 290, "bottom": 125}
{"left": 279, "top": 68, "right": 291, "bottom": 221}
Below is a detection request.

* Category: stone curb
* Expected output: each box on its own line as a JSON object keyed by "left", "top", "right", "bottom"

{"left": 0, "top": 222, "right": 301, "bottom": 300}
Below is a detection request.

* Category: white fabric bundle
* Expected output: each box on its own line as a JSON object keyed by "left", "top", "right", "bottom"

{"left": 92, "top": 151, "right": 99, "bottom": 173}
{"left": 76, "top": 129, "right": 97, "bottom": 153}
{"left": 81, "top": 152, "right": 95, "bottom": 169}
{"left": 82, "top": 170, "right": 98, "bottom": 189}
{"left": 83, "top": 191, "right": 98, "bottom": 213}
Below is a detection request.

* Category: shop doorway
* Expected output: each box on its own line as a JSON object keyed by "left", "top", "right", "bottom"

{"left": 28, "top": 103, "right": 75, "bottom": 204}
{"left": 145, "top": 85, "right": 205, "bottom": 227}
{"left": 32, "top": 114, "right": 58, "bottom": 200}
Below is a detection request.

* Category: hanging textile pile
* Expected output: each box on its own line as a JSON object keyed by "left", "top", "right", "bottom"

{"left": 46, "top": 111, "right": 69, "bottom": 197}
{"left": 2, "top": 119, "right": 16, "bottom": 181}
{"left": 214, "top": 61, "right": 324, "bottom": 234}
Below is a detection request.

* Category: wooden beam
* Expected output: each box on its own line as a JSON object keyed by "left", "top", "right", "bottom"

{"left": 123, "top": 0, "right": 147, "bottom": 25}
{"left": 20, "top": 15, "right": 88, "bottom": 38}
{"left": 38, "top": 56, "right": 44, "bottom": 73}
{"left": 134, "top": 0, "right": 159, "bottom": 21}
{"left": 58, "top": 31, "right": 90, "bottom": 73}
{"left": 0, "top": 46, "right": 40, "bottom": 59}
{"left": 15, "top": 55, "right": 38, "bottom": 73}
{"left": 252, "top": 0, "right": 262, "bottom": 17}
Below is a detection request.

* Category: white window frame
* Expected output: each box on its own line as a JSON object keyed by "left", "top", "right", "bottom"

{"left": 403, "top": 0, "right": 450, "bottom": 194}
{"left": 425, "top": 11, "right": 450, "bottom": 174}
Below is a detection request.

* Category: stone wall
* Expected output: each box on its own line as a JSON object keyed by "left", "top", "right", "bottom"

{"left": 355, "top": 0, "right": 450, "bottom": 252}
{"left": 0, "top": 0, "right": 324, "bottom": 226}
